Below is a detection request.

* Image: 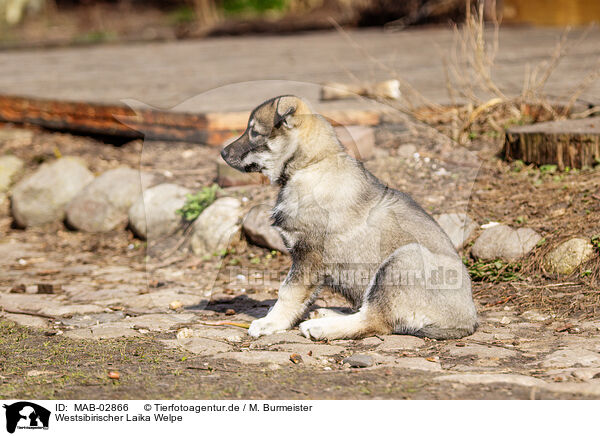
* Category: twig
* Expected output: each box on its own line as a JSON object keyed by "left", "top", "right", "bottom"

{"left": 1, "top": 307, "right": 55, "bottom": 319}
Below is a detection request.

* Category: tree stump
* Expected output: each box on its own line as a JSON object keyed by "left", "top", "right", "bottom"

{"left": 504, "top": 118, "right": 600, "bottom": 170}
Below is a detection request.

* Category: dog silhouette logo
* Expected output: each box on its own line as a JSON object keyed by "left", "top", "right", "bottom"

{"left": 3, "top": 402, "right": 50, "bottom": 433}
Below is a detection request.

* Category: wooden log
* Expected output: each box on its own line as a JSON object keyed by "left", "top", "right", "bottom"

{"left": 503, "top": 117, "right": 600, "bottom": 170}
{"left": 0, "top": 95, "right": 382, "bottom": 146}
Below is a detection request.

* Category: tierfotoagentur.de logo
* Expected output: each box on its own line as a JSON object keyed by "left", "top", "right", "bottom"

{"left": 3, "top": 402, "right": 50, "bottom": 434}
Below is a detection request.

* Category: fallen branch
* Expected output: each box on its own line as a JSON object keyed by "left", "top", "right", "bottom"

{"left": 1, "top": 307, "right": 55, "bottom": 319}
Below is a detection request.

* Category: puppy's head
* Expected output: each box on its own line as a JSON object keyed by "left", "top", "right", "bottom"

{"left": 220, "top": 95, "right": 312, "bottom": 184}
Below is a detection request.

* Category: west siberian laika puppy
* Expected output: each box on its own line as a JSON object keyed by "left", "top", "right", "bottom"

{"left": 221, "top": 95, "right": 478, "bottom": 340}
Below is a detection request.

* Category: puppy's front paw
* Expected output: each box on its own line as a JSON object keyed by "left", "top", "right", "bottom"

{"left": 248, "top": 317, "right": 289, "bottom": 338}
{"left": 299, "top": 319, "right": 326, "bottom": 340}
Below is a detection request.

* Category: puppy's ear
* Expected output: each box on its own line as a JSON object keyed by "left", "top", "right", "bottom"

{"left": 274, "top": 96, "right": 297, "bottom": 129}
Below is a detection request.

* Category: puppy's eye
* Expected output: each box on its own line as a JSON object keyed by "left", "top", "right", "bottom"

{"left": 249, "top": 128, "right": 261, "bottom": 139}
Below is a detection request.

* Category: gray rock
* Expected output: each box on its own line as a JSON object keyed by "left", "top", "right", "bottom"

{"left": 2, "top": 313, "right": 49, "bottom": 329}
{"left": 190, "top": 197, "right": 242, "bottom": 256}
{"left": 541, "top": 348, "right": 600, "bottom": 368}
{"left": 0, "top": 155, "right": 24, "bottom": 192}
{"left": 125, "top": 313, "right": 196, "bottom": 331}
{"left": 252, "top": 331, "right": 313, "bottom": 346}
{"left": 128, "top": 183, "right": 191, "bottom": 240}
{"left": 177, "top": 337, "right": 233, "bottom": 355}
{"left": 543, "top": 238, "right": 596, "bottom": 275}
{"left": 11, "top": 157, "right": 93, "bottom": 227}
{"left": 471, "top": 224, "right": 542, "bottom": 261}
{"left": 65, "top": 323, "right": 140, "bottom": 339}
{"left": 447, "top": 343, "right": 517, "bottom": 359}
{"left": 217, "top": 351, "right": 301, "bottom": 365}
{"left": 435, "top": 213, "right": 478, "bottom": 249}
{"left": 378, "top": 335, "right": 426, "bottom": 351}
{"left": 343, "top": 353, "right": 375, "bottom": 368}
{"left": 191, "top": 326, "right": 247, "bottom": 343}
{"left": 394, "top": 357, "right": 442, "bottom": 371}
{"left": 520, "top": 310, "right": 551, "bottom": 322}
{"left": 435, "top": 373, "right": 545, "bottom": 388}
{"left": 277, "top": 343, "right": 345, "bottom": 357}
{"left": 66, "top": 167, "right": 155, "bottom": 232}
{"left": 60, "top": 312, "right": 126, "bottom": 328}
{"left": 40, "top": 304, "right": 105, "bottom": 318}
{"left": 572, "top": 368, "right": 600, "bottom": 381}
{"left": 242, "top": 204, "right": 288, "bottom": 253}
{"left": 125, "top": 289, "right": 205, "bottom": 311}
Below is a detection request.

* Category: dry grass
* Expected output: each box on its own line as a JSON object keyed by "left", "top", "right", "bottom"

{"left": 433, "top": 0, "right": 599, "bottom": 143}
{"left": 331, "top": 4, "right": 600, "bottom": 318}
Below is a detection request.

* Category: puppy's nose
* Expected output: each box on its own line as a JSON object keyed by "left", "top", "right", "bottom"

{"left": 220, "top": 148, "right": 228, "bottom": 160}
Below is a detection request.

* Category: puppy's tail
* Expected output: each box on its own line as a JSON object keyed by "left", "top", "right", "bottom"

{"left": 395, "top": 322, "right": 478, "bottom": 340}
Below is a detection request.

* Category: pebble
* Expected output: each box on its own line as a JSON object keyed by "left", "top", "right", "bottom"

{"left": 342, "top": 354, "right": 375, "bottom": 368}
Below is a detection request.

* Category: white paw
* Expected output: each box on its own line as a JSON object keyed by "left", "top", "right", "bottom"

{"left": 248, "top": 317, "right": 289, "bottom": 338}
{"left": 299, "top": 318, "right": 327, "bottom": 340}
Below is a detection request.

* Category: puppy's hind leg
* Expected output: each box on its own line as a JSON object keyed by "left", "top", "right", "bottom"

{"left": 299, "top": 305, "right": 389, "bottom": 340}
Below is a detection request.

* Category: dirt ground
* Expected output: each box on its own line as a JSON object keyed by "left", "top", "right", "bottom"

{"left": 1, "top": 116, "right": 599, "bottom": 399}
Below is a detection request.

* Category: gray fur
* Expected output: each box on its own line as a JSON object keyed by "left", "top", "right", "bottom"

{"left": 221, "top": 95, "right": 478, "bottom": 340}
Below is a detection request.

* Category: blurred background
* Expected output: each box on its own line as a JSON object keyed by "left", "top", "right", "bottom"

{"left": 1, "top": 0, "right": 599, "bottom": 48}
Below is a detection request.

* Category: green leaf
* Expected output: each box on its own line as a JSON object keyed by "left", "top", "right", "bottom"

{"left": 176, "top": 184, "right": 220, "bottom": 222}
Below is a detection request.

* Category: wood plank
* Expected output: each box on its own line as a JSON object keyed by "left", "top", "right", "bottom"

{"left": 0, "top": 95, "right": 382, "bottom": 146}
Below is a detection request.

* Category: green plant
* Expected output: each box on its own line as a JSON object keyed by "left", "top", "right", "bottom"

{"left": 223, "top": 0, "right": 288, "bottom": 15}
{"left": 514, "top": 215, "right": 527, "bottom": 225}
{"left": 176, "top": 184, "right": 220, "bottom": 222}
{"left": 511, "top": 159, "right": 525, "bottom": 173}
{"left": 466, "top": 259, "right": 522, "bottom": 282}
{"left": 539, "top": 164, "right": 558, "bottom": 174}
{"left": 592, "top": 235, "right": 600, "bottom": 253}
{"left": 168, "top": 6, "right": 196, "bottom": 24}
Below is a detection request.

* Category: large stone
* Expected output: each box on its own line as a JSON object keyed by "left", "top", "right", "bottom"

{"left": 252, "top": 331, "right": 313, "bottom": 346}
{"left": 65, "top": 323, "right": 140, "bottom": 339}
{"left": 242, "top": 204, "right": 288, "bottom": 253}
{"left": 66, "top": 167, "right": 155, "bottom": 232}
{"left": 543, "top": 238, "right": 596, "bottom": 275}
{"left": 447, "top": 343, "right": 517, "bottom": 359}
{"left": 394, "top": 357, "right": 442, "bottom": 371}
{"left": 128, "top": 183, "right": 191, "bottom": 240}
{"left": 435, "top": 373, "right": 545, "bottom": 388}
{"left": 191, "top": 326, "right": 247, "bottom": 343}
{"left": 435, "top": 213, "right": 478, "bottom": 249}
{"left": 378, "top": 335, "right": 426, "bottom": 351}
{"left": 471, "top": 224, "right": 542, "bottom": 261}
{"left": 0, "top": 155, "right": 24, "bottom": 192}
{"left": 335, "top": 125, "right": 375, "bottom": 160}
{"left": 176, "top": 337, "right": 233, "bottom": 355}
{"left": 217, "top": 351, "right": 300, "bottom": 365}
{"left": 190, "top": 197, "right": 242, "bottom": 256}
{"left": 11, "top": 157, "right": 93, "bottom": 227}
{"left": 541, "top": 348, "right": 600, "bottom": 368}
{"left": 276, "top": 343, "right": 345, "bottom": 357}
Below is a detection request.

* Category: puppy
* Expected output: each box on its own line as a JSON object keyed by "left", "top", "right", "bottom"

{"left": 221, "top": 95, "right": 478, "bottom": 340}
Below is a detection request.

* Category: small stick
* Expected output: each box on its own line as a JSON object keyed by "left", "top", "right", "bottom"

{"left": 199, "top": 320, "right": 250, "bottom": 329}
{"left": 1, "top": 307, "right": 55, "bottom": 319}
